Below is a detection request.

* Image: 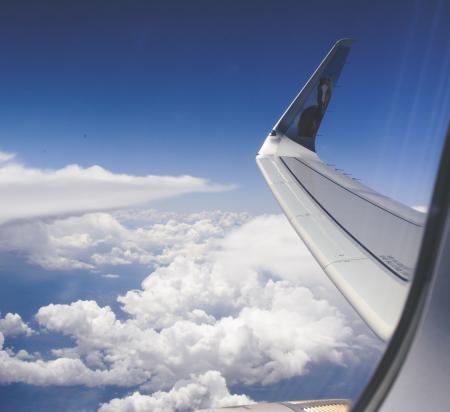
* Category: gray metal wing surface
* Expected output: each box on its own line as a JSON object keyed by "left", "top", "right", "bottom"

{"left": 257, "top": 39, "right": 425, "bottom": 341}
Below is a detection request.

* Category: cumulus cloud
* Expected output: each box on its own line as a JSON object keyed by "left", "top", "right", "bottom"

{"left": 0, "top": 156, "right": 234, "bottom": 225}
{"left": 98, "top": 371, "right": 253, "bottom": 412}
{"left": 0, "top": 209, "right": 250, "bottom": 270}
{"left": 0, "top": 350, "right": 113, "bottom": 386}
{"left": 0, "top": 313, "right": 34, "bottom": 337}
{"left": 0, "top": 211, "right": 381, "bottom": 411}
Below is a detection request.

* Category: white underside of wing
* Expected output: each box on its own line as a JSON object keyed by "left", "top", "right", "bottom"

{"left": 257, "top": 135, "right": 413, "bottom": 341}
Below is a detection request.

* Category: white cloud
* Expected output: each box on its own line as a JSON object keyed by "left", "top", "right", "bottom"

{"left": 0, "top": 209, "right": 250, "bottom": 270}
{"left": 0, "top": 150, "right": 16, "bottom": 163}
{"left": 0, "top": 212, "right": 381, "bottom": 410}
{"left": 102, "top": 273, "right": 120, "bottom": 279}
{"left": 0, "top": 313, "right": 34, "bottom": 337}
{"left": 0, "top": 350, "right": 136, "bottom": 387}
{"left": 98, "top": 371, "right": 253, "bottom": 412}
{"left": 0, "top": 158, "right": 234, "bottom": 225}
{"left": 412, "top": 205, "right": 428, "bottom": 213}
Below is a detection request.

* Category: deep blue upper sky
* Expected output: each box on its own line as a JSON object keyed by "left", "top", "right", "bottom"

{"left": 0, "top": 2, "right": 449, "bottom": 411}
{"left": 0, "top": 0, "right": 449, "bottom": 211}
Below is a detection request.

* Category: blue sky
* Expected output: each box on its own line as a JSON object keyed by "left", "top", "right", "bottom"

{"left": 1, "top": 0, "right": 448, "bottom": 212}
{"left": 0, "top": 1, "right": 449, "bottom": 411}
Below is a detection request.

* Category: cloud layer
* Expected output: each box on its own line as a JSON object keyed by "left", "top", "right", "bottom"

{"left": 0, "top": 209, "right": 250, "bottom": 270}
{"left": 0, "top": 211, "right": 381, "bottom": 411}
{"left": 0, "top": 154, "right": 234, "bottom": 225}
{"left": 0, "top": 151, "right": 16, "bottom": 163}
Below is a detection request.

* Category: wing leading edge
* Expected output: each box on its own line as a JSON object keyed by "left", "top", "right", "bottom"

{"left": 257, "top": 39, "right": 425, "bottom": 341}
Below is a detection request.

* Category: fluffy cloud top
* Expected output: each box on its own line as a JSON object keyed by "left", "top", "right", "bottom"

{"left": 99, "top": 371, "right": 253, "bottom": 412}
{"left": 0, "top": 157, "right": 234, "bottom": 225}
{"left": 0, "top": 313, "right": 34, "bottom": 337}
{"left": 0, "top": 211, "right": 382, "bottom": 411}
{"left": 0, "top": 210, "right": 250, "bottom": 270}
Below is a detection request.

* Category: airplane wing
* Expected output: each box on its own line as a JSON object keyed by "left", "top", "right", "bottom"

{"left": 256, "top": 39, "right": 425, "bottom": 341}
{"left": 200, "top": 399, "right": 350, "bottom": 412}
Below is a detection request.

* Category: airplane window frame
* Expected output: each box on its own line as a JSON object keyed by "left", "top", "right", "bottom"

{"left": 353, "top": 123, "right": 450, "bottom": 411}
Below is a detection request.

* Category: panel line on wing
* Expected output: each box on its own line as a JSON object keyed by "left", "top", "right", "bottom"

{"left": 280, "top": 157, "right": 410, "bottom": 282}
{"left": 290, "top": 157, "right": 422, "bottom": 227}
